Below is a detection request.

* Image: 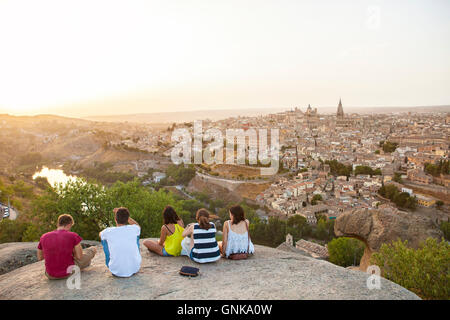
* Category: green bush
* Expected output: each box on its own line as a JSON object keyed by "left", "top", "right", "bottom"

{"left": 324, "top": 160, "right": 352, "bottom": 177}
{"left": 354, "top": 166, "right": 382, "bottom": 176}
{"left": 163, "top": 164, "right": 196, "bottom": 186}
{"left": 378, "top": 184, "right": 416, "bottom": 210}
{"left": 0, "top": 220, "right": 31, "bottom": 243}
{"left": 327, "top": 237, "right": 365, "bottom": 267}
{"left": 371, "top": 238, "right": 449, "bottom": 300}
{"left": 381, "top": 141, "right": 398, "bottom": 153}
{"left": 22, "top": 224, "right": 41, "bottom": 242}
{"left": 424, "top": 160, "right": 450, "bottom": 177}
{"left": 440, "top": 221, "right": 450, "bottom": 241}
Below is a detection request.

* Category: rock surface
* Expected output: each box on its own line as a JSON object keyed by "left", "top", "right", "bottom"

{"left": 334, "top": 208, "right": 443, "bottom": 271}
{"left": 0, "top": 239, "right": 420, "bottom": 300}
{"left": 0, "top": 241, "right": 100, "bottom": 275}
{"left": 0, "top": 242, "right": 38, "bottom": 275}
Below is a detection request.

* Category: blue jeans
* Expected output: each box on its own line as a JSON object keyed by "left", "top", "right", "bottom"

{"left": 162, "top": 247, "right": 173, "bottom": 257}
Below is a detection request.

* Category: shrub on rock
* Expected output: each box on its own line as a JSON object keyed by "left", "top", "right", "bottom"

{"left": 371, "top": 238, "right": 449, "bottom": 300}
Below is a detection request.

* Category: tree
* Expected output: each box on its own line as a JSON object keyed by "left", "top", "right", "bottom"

{"left": 371, "top": 238, "right": 449, "bottom": 300}
{"left": 354, "top": 166, "right": 373, "bottom": 176}
{"left": 328, "top": 237, "right": 365, "bottom": 267}
{"left": 311, "top": 194, "right": 323, "bottom": 206}
{"left": 424, "top": 160, "right": 450, "bottom": 177}
{"left": 381, "top": 141, "right": 398, "bottom": 153}
{"left": 286, "top": 215, "right": 311, "bottom": 242}
{"left": 180, "top": 199, "right": 205, "bottom": 223}
{"left": 0, "top": 220, "right": 30, "bottom": 243}
{"left": 378, "top": 184, "right": 416, "bottom": 210}
{"left": 440, "top": 221, "right": 450, "bottom": 241}
{"left": 354, "top": 166, "right": 382, "bottom": 177}
{"left": 22, "top": 224, "right": 41, "bottom": 242}
{"left": 314, "top": 218, "right": 328, "bottom": 240}
{"left": 325, "top": 160, "right": 352, "bottom": 177}
{"left": 164, "top": 164, "right": 196, "bottom": 186}
{"left": 393, "top": 172, "right": 403, "bottom": 183}
{"left": 32, "top": 178, "right": 191, "bottom": 240}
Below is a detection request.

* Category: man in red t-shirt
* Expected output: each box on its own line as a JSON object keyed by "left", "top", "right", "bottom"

{"left": 37, "top": 214, "right": 97, "bottom": 279}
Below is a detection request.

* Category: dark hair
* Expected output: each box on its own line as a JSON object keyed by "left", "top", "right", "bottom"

{"left": 196, "top": 208, "right": 211, "bottom": 230}
{"left": 57, "top": 214, "right": 74, "bottom": 227}
{"left": 229, "top": 205, "right": 245, "bottom": 224}
{"left": 115, "top": 207, "right": 130, "bottom": 225}
{"left": 163, "top": 205, "right": 180, "bottom": 225}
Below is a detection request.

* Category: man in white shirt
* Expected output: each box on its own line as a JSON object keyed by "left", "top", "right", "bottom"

{"left": 100, "top": 207, "right": 141, "bottom": 277}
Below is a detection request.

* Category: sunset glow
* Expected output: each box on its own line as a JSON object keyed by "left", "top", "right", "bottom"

{"left": 1, "top": 0, "right": 449, "bottom": 116}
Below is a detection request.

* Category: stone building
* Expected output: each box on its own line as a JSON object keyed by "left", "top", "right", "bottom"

{"left": 335, "top": 98, "right": 354, "bottom": 128}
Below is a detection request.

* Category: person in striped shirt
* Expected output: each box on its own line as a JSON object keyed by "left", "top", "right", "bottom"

{"left": 182, "top": 208, "right": 221, "bottom": 264}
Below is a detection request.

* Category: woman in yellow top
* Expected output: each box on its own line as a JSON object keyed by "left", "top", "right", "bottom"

{"left": 143, "top": 206, "right": 184, "bottom": 256}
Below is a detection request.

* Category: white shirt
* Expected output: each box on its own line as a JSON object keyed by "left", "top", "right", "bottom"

{"left": 100, "top": 224, "right": 141, "bottom": 277}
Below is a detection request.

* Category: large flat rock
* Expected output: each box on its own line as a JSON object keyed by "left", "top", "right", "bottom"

{"left": 0, "top": 239, "right": 420, "bottom": 300}
{"left": 0, "top": 241, "right": 100, "bottom": 275}
{"left": 0, "top": 242, "right": 39, "bottom": 275}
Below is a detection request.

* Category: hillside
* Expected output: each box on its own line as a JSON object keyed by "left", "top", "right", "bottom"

{"left": 187, "top": 173, "right": 271, "bottom": 202}
{"left": 0, "top": 239, "right": 419, "bottom": 300}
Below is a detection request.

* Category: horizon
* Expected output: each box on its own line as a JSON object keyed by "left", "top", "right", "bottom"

{"left": 2, "top": 103, "right": 450, "bottom": 120}
{"left": 1, "top": 0, "right": 450, "bottom": 117}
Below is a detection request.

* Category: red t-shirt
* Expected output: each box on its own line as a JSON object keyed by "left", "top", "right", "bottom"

{"left": 37, "top": 229, "right": 82, "bottom": 278}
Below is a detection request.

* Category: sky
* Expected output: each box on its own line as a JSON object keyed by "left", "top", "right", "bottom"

{"left": 0, "top": 0, "right": 449, "bottom": 117}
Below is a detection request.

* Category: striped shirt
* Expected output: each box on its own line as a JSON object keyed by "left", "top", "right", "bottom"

{"left": 191, "top": 222, "right": 221, "bottom": 264}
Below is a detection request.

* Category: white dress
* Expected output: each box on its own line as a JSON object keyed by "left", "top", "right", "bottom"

{"left": 225, "top": 221, "right": 255, "bottom": 257}
{"left": 180, "top": 237, "right": 191, "bottom": 256}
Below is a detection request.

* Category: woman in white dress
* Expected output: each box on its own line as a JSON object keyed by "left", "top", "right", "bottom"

{"left": 218, "top": 205, "right": 255, "bottom": 258}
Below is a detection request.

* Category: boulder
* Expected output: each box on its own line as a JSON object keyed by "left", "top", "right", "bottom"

{"left": 0, "top": 239, "right": 420, "bottom": 300}
{"left": 334, "top": 208, "right": 443, "bottom": 271}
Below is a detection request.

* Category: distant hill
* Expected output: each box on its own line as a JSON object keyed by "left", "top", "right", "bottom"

{"left": 83, "top": 105, "right": 450, "bottom": 123}
{"left": 83, "top": 107, "right": 288, "bottom": 123}
{"left": 0, "top": 113, "right": 92, "bottom": 125}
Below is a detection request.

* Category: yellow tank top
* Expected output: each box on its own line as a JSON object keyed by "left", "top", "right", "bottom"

{"left": 164, "top": 224, "right": 184, "bottom": 256}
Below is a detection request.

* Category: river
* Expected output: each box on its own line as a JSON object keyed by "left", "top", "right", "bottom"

{"left": 32, "top": 167, "right": 79, "bottom": 187}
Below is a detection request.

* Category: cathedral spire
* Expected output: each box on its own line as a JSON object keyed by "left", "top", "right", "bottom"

{"left": 337, "top": 98, "right": 344, "bottom": 119}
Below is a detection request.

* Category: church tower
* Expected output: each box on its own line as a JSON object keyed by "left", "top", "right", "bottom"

{"left": 337, "top": 98, "right": 344, "bottom": 119}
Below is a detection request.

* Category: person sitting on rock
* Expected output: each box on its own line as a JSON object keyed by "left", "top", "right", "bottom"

{"left": 37, "top": 214, "right": 97, "bottom": 280}
{"left": 100, "top": 207, "right": 141, "bottom": 277}
{"left": 218, "top": 205, "right": 255, "bottom": 258}
{"left": 143, "top": 205, "right": 184, "bottom": 257}
{"left": 182, "top": 208, "right": 221, "bottom": 263}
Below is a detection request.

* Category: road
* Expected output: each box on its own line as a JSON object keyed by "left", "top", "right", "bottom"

{"left": 0, "top": 204, "right": 18, "bottom": 221}
{"left": 9, "top": 207, "right": 18, "bottom": 220}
